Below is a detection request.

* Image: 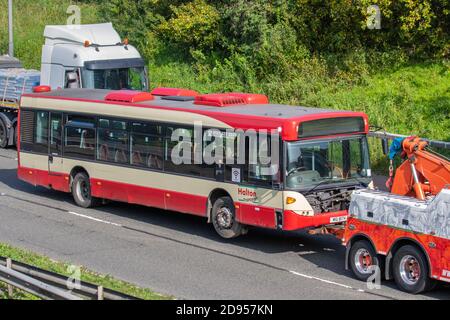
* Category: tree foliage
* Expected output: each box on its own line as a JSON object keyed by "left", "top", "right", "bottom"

{"left": 99, "top": 0, "right": 449, "bottom": 81}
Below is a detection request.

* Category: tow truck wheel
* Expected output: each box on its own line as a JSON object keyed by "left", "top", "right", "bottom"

{"left": 349, "top": 240, "right": 383, "bottom": 282}
{"left": 393, "top": 245, "right": 434, "bottom": 294}
{"left": 211, "top": 196, "right": 244, "bottom": 239}
{"left": 72, "top": 172, "right": 100, "bottom": 208}
{"left": 0, "top": 119, "right": 8, "bottom": 148}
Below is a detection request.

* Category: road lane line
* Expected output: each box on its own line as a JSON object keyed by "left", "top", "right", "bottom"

{"left": 67, "top": 211, "right": 122, "bottom": 227}
{"left": 1, "top": 191, "right": 398, "bottom": 300}
{"left": 289, "top": 270, "right": 354, "bottom": 289}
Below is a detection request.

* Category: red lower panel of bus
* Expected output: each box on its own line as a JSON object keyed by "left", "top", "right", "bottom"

{"left": 18, "top": 166, "right": 347, "bottom": 231}
{"left": 283, "top": 210, "right": 348, "bottom": 231}
{"left": 17, "top": 167, "right": 70, "bottom": 192}
{"left": 90, "top": 178, "right": 207, "bottom": 216}
{"left": 237, "top": 204, "right": 276, "bottom": 229}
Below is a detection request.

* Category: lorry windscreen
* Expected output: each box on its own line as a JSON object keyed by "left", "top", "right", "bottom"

{"left": 285, "top": 136, "right": 371, "bottom": 190}
{"left": 81, "top": 67, "right": 148, "bottom": 91}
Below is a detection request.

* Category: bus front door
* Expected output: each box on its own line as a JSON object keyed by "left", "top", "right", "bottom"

{"left": 47, "top": 113, "right": 67, "bottom": 191}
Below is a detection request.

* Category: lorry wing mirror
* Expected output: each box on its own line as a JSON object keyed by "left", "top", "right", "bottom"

{"left": 66, "top": 71, "right": 80, "bottom": 89}
{"left": 381, "top": 138, "right": 389, "bottom": 155}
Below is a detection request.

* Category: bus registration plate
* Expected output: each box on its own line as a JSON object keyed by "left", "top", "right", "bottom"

{"left": 330, "top": 216, "right": 347, "bottom": 223}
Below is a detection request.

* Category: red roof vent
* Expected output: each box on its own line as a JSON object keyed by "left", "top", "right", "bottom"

{"left": 194, "top": 93, "right": 269, "bottom": 107}
{"left": 151, "top": 87, "right": 199, "bottom": 97}
{"left": 105, "top": 90, "right": 154, "bottom": 103}
{"left": 33, "top": 85, "right": 51, "bottom": 93}
{"left": 228, "top": 93, "right": 269, "bottom": 105}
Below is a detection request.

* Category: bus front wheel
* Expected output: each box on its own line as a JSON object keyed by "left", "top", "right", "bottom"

{"left": 72, "top": 172, "right": 100, "bottom": 208}
{"left": 212, "top": 196, "right": 244, "bottom": 239}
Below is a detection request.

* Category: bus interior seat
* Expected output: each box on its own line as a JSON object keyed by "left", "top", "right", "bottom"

{"left": 98, "top": 144, "right": 109, "bottom": 161}
{"left": 147, "top": 154, "right": 163, "bottom": 170}
{"left": 80, "top": 130, "right": 93, "bottom": 149}
{"left": 132, "top": 151, "right": 144, "bottom": 166}
{"left": 114, "top": 149, "right": 128, "bottom": 163}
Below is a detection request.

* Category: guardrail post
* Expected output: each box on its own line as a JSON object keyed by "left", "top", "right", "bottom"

{"left": 97, "top": 285, "right": 104, "bottom": 300}
{"left": 6, "top": 258, "right": 13, "bottom": 298}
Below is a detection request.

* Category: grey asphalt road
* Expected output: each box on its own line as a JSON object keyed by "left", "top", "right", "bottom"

{"left": 0, "top": 148, "right": 448, "bottom": 300}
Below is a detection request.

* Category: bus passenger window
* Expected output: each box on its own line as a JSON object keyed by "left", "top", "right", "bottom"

{"left": 33, "top": 111, "right": 49, "bottom": 153}
{"left": 130, "top": 122, "right": 163, "bottom": 170}
{"left": 64, "top": 115, "right": 96, "bottom": 160}
{"left": 64, "top": 127, "right": 95, "bottom": 160}
{"left": 97, "top": 119, "right": 130, "bottom": 164}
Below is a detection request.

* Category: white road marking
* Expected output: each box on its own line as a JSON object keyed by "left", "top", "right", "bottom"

{"left": 297, "top": 251, "right": 317, "bottom": 256}
{"left": 289, "top": 270, "right": 355, "bottom": 290}
{"left": 67, "top": 211, "right": 122, "bottom": 227}
{"left": 1, "top": 191, "right": 122, "bottom": 227}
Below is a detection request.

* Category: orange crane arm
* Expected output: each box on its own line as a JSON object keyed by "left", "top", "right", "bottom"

{"left": 390, "top": 137, "right": 450, "bottom": 200}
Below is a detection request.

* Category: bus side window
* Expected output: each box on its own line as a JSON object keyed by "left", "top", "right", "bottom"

{"left": 64, "top": 115, "right": 96, "bottom": 160}
{"left": 50, "top": 113, "right": 62, "bottom": 153}
{"left": 34, "top": 111, "right": 49, "bottom": 154}
{"left": 130, "top": 121, "right": 164, "bottom": 170}
{"left": 97, "top": 119, "right": 129, "bottom": 164}
{"left": 224, "top": 132, "right": 247, "bottom": 184}
{"left": 248, "top": 135, "right": 280, "bottom": 186}
{"left": 165, "top": 125, "right": 215, "bottom": 179}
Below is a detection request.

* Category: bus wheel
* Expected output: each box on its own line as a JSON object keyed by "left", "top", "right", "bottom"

{"left": 349, "top": 240, "right": 383, "bottom": 282}
{"left": 0, "top": 119, "right": 8, "bottom": 148}
{"left": 72, "top": 172, "right": 99, "bottom": 208}
{"left": 212, "top": 196, "right": 243, "bottom": 239}
{"left": 393, "top": 245, "right": 434, "bottom": 294}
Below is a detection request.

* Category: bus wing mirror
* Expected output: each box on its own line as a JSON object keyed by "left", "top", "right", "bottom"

{"left": 381, "top": 138, "right": 389, "bottom": 155}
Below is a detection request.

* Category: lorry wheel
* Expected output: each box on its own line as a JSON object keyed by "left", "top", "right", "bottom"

{"left": 212, "top": 196, "right": 244, "bottom": 239}
{"left": 72, "top": 172, "right": 100, "bottom": 208}
{"left": 393, "top": 245, "right": 434, "bottom": 294}
{"left": 0, "top": 119, "right": 8, "bottom": 148}
{"left": 349, "top": 240, "right": 383, "bottom": 282}
{"left": 14, "top": 124, "right": 18, "bottom": 147}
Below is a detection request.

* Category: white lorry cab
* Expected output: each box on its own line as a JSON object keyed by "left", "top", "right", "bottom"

{"left": 0, "top": 23, "right": 149, "bottom": 148}
{"left": 41, "top": 23, "right": 149, "bottom": 91}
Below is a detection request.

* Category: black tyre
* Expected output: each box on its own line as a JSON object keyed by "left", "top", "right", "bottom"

{"left": 393, "top": 245, "right": 434, "bottom": 294}
{"left": 13, "top": 124, "right": 18, "bottom": 147}
{"left": 349, "top": 240, "right": 384, "bottom": 282}
{"left": 72, "top": 172, "right": 100, "bottom": 208}
{"left": 211, "top": 196, "right": 244, "bottom": 239}
{"left": 0, "top": 119, "right": 8, "bottom": 148}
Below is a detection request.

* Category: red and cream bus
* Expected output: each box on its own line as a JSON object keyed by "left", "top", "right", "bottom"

{"left": 17, "top": 87, "right": 371, "bottom": 238}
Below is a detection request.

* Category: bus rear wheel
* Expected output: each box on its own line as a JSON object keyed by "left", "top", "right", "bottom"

{"left": 212, "top": 196, "right": 243, "bottom": 239}
{"left": 72, "top": 172, "right": 100, "bottom": 208}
